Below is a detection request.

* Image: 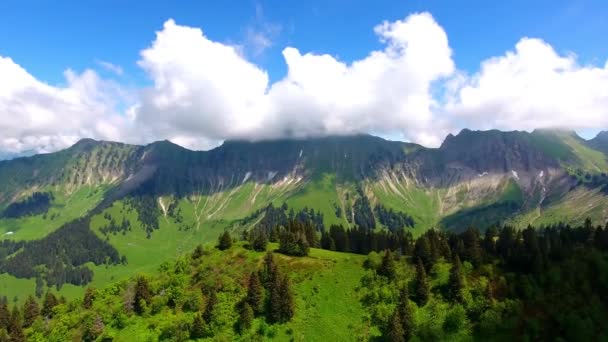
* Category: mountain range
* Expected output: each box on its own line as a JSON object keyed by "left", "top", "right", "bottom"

{"left": 1, "top": 128, "right": 608, "bottom": 302}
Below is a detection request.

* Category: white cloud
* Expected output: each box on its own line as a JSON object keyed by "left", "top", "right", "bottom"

{"left": 0, "top": 56, "right": 129, "bottom": 153}
{"left": 132, "top": 13, "right": 454, "bottom": 149}
{"left": 447, "top": 38, "right": 608, "bottom": 131}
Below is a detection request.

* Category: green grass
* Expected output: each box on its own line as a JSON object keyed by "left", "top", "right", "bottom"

{"left": 0, "top": 185, "right": 108, "bottom": 240}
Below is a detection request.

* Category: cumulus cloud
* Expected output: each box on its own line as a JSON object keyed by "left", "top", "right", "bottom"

{"left": 0, "top": 56, "right": 129, "bottom": 153}
{"left": 2, "top": 13, "right": 608, "bottom": 156}
{"left": 132, "top": 13, "right": 454, "bottom": 149}
{"left": 447, "top": 38, "right": 608, "bottom": 131}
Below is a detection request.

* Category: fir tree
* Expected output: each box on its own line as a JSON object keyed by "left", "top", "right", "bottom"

{"left": 22, "top": 295, "right": 39, "bottom": 328}
{"left": 278, "top": 275, "right": 295, "bottom": 322}
{"left": 414, "top": 258, "right": 430, "bottom": 306}
{"left": 41, "top": 292, "right": 58, "bottom": 318}
{"left": 398, "top": 287, "right": 413, "bottom": 341}
{"left": 218, "top": 231, "right": 233, "bottom": 250}
{"left": 378, "top": 250, "right": 397, "bottom": 280}
{"left": 246, "top": 272, "right": 264, "bottom": 315}
{"left": 238, "top": 302, "right": 254, "bottom": 333}
{"left": 413, "top": 236, "right": 434, "bottom": 271}
{"left": 448, "top": 256, "right": 464, "bottom": 303}
{"left": 190, "top": 313, "right": 206, "bottom": 339}
{"left": 386, "top": 310, "right": 405, "bottom": 342}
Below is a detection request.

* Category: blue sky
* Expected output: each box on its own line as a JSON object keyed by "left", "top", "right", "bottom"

{"left": 0, "top": 0, "right": 607, "bottom": 153}
{"left": 2, "top": 0, "right": 607, "bottom": 84}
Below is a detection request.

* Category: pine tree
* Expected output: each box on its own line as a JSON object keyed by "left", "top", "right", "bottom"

{"left": 0, "top": 302, "right": 9, "bottom": 330}
{"left": 134, "top": 276, "right": 152, "bottom": 315}
{"left": 398, "top": 287, "right": 413, "bottom": 341}
{"left": 41, "top": 292, "right": 58, "bottom": 318}
{"left": 413, "top": 236, "right": 433, "bottom": 272}
{"left": 246, "top": 272, "right": 264, "bottom": 315}
{"left": 386, "top": 310, "right": 405, "bottom": 342}
{"left": 251, "top": 229, "right": 268, "bottom": 252}
{"left": 269, "top": 273, "right": 283, "bottom": 323}
{"left": 262, "top": 252, "right": 278, "bottom": 287}
{"left": 218, "top": 231, "right": 232, "bottom": 250}
{"left": 203, "top": 290, "right": 217, "bottom": 323}
{"left": 83, "top": 287, "right": 96, "bottom": 309}
{"left": 414, "top": 258, "right": 430, "bottom": 306}
{"left": 190, "top": 313, "right": 206, "bottom": 339}
{"left": 379, "top": 250, "right": 397, "bottom": 280}
{"left": 8, "top": 306, "right": 24, "bottom": 342}
{"left": 22, "top": 295, "right": 39, "bottom": 328}
{"left": 448, "top": 256, "right": 464, "bottom": 303}
{"left": 238, "top": 302, "right": 254, "bottom": 333}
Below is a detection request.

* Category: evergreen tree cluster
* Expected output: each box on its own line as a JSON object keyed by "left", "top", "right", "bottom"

{"left": 0, "top": 217, "right": 122, "bottom": 289}
{"left": 239, "top": 203, "right": 325, "bottom": 236}
{"left": 353, "top": 188, "right": 375, "bottom": 230}
{"left": 320, "top": 224, "right": 413, "bottom": 255}
{"left": 277, "top": 220, "right": 318, "bottom": 256}
{"left": 1, "top": 192, "right": 53, "bottom": 219}
{"left": 124, "top": 196, "right": 160, "bottom": 237}
{"left": 374, "top": 204, "right": 414, "bottom": 231}
{"left": 98, "top": 213, "right": 132, "bottom": 236}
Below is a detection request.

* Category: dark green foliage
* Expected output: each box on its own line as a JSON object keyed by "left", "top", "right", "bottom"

{"left": 386, "top": 310, "right": 405, "bottom": 342}
{"left": 1, "top": 192, "right": 53, "bottom": 219}
{"left": 217, "top": 231, "right": 232, "bottom": 251}
{"left": 378, "top": 250, "right": 397, "bottom": 280}
{"left": 41, "top": 292, "right": 58, "bottom": 318}
{"left": 447, "top": 256, "right": 464, "bottom": 303}
{"left": 192, "top": 244, "right": 204, "bottom": 260}
{"left": 246, "top": 272, "right": 264, "bottom": 315}
{"left": 353, "top": 188, "right": 375, "bottom": 230}
{"left": 0, "top": 303, "right": 8, "bottom": 330}
{"left": 278, "top": 220, "right": 315, "bottom": 256}
{"left": 203, "top": 290, "right": 217, "bottom": 323}
{"left": 414, "top": 258, "right": 430, "bottom": 306}
{"left": 239, "top": 204, "right": 325, "bottom": 236}
{"left": 375, "top": 205, "right": 414, "bottom": 231}
{"left": 249, "top": 228, "right": 268, "bottom": 252}
{"left": 269, "top": 274, "right": 295, "bottom": 323}
{"left": 82, "top": 315, "right": 104, "bottom": 342}
{"left": 190, "top": 313, "right": 206, "bottom": 339}
{"left": 413, "top": 235, "right": 434, "bottom": 272}
{"left": 0, "top": 217, "right": 120, "bottom": 288}
{"left": 124, "top": 196, "right": 160, "bottom": 237}
{"left": 22, "top": 295, "right": 39, "bottom": 328}
{"left": 134, "top": 276, "right": 152, "bottom": 315}
{"left": 237, "top": 302, "right": 254, "bottom": 333}
{"left": 398, "top": 287, "right": 413, "bottom": 341}
{"left": 322, "top": 224, "right": 413, "bottom": 255}
{"left": 8, "top": 306, "right": 24, "bottom": 342}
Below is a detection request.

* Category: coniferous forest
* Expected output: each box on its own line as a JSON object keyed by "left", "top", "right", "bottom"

{"left": 0, "top": 214, "right": 607, "bottom": 341}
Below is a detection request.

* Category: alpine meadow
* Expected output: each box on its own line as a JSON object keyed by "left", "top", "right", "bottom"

{"left": 1, "top": 1, "right": 608, "bottom": 341}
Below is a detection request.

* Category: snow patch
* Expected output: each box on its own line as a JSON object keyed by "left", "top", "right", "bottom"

{"left": 511, "top": 170, "right": 520, "bottom": 180}
{"left": 4, "top": 231, "right": 13, "bottom": 236}
{"left": 299, "top": 149, "right": 303, "bottom": 158}
{"left": 539, "top": 170, "right": 544, "bottom": 178}
{"left": 242, "top": 171, "right": 252, "bottom": 184}
{"left": 478, "top": 171, "right": 489, "bottom": 178}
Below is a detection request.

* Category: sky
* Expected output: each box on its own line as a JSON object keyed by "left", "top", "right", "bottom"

{"left": 1, "top": 0, "right": 608, "bottom": 155}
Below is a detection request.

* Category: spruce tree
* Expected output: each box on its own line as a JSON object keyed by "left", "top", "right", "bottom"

{"left": 190, "top": 313, "right": 206, "bottom": 339}
{"left": 218, "top": 231, "right": 233, "bottom": 250}
{"left": 22, "top": 295, "right": 39, "bottom": 328}
{"left": 41, "top": 292, "right": 58, "bottom": 318}
{"left": 379, "top": 250, "right": 397, "bottom": 280}
{"left": 269, "top": 272, "right": 283, "bottom": 323}
{"left": 238, "top": 302, "right": 254, "bottom": 333}
{"left": 448, "top": 256, "right": 464, "bottom": 303}
{"left": 246, "top": 272, "right": 264, "bottom": 315}
{"left": 413, "top": 236, "right": 433, "bottom": 272}
{"left": 386, "top": 310, "right": 405, "bottom": 342}
{"left": 398, "top": 287, "right": 413, "bottom": 341}
{"left": 414, "top": 258, "right": 430, "bottom": 306}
